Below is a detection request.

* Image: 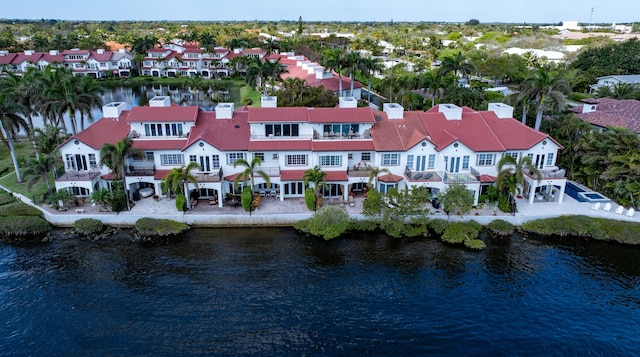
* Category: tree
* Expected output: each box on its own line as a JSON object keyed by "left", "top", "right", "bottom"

{"left": 438, "top": 52, "right": 475, "bottom": 86}
{"left": 521, "top": 67, "right": 571, "bottom": 131}
{"left": 162, "top": 162, "right": 201, "bottom": 210}
{"left": 303, "top": 166, "right": 327, "bottom": 210}
{"left": 367, "top": 166, "right": 390, "bottom": 191}
{"left": 323, "top": 48, "right": 346, "bottom": 97}
{"left": 438, "top": 182, "right": 474, "bottom": 220}
{"left": 0, "top": 80, "right": 30, "bottom": 183}
{"left": 419, "top": 71, "right": 443, "bottom": 108}
{"left": 22, "top": 154, "right": 56, "bottom": 192}
{"left": 34, "top": 124, "right": 67, "bottom": 156}
{"left": 99, "top": 137, "right": 143, "bottom": 210}
{"left": 345, "top": 51, "right": 362, "bottom": 97}
{"left": 359, "top": 55, "right": 383, "bottom": 103}
{"left": 496, "top": 155, "right": 541, "bottom": 199}
{"left": 233, "top": 157, "right": 271, "bottom": 213}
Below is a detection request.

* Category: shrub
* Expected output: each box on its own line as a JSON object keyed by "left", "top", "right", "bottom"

{"left": 441, "top": 221, "right": 484, "bottom": 249}
{"left": 294, "top": 206, "right": 350, "bottom": 240}
{"left": 0, "top": 202, "right": 42, "bottom": 217}
{"left": 73, "top": 218, "right": 104, "bottom": 237}
{"left": 0, "top": 216, "right": 51, "bottom": 239}
{"left": 569, "top": 92, "right": 593, "bottom": 102}
{"left": 522, "top": 215, "right": 603, "bottom": 238}
{"left": 241, "top": 188, "right": 253, "bottom": 212}
{"left": 134, "top": 218, "right": 189, "bottom": 241}
{"left": 428, "top": 219, "right": 449, "bottom": 235}
{"left": 304, "top": 187, "right": 316, "bottom": 211}
{"left": 175, "top": 194, "right": 187, "bottom": 212}
{"left": 349, "top": 219, "right": 379, "bottom": 232}
{"left": 464, "top": 239, "right": 486, "bottom": 250}
{"left": 0, "top": 193, "right": 17, "bottom": 206}
{"left": 486, "top": 219, "right": 515, "bottom": 236}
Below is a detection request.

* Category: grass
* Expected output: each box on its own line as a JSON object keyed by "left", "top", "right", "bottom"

{"left": 0, "top": 139, "right": 54, "bottom": 202}
{"left": 239, "top": 85, "right": 262, "bottom": 107}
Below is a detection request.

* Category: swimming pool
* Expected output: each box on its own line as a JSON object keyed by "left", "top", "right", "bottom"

{"left": 565, "top": 181, "right": 610, "bottom": 203}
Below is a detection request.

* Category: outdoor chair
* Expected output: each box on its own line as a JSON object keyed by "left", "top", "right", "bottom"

{"left": 626, "top": 207, "right": 635, "bottom": 217}
{"left": 615, "top": 206, "right": 624, "bottom": 215}
{"left": 603, "top": 202, "right": 612, "bottom": 212}
{"left": 591, "top": 202, "right": 601, "bottom": 211}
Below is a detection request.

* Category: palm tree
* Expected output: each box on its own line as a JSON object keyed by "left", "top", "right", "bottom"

{"left": 345, "top": 51, "right": 362, "bottom": 97}
{"left": 99, "top": 137, "right": 144, "bottom": 210}
{"left": 75, "top": 76, "right": 104, "bottom": 132}
{"left": 0, "top": 80, "right": 30, "bottom": 183}
{"left": 233, "top": 157, "right": 271, "bottom": 194}
{"left": 162, "top": 162, "right": 201, "bottom": 210}
{"left": 22, "top": 154, "right": 56, "bottom": 192}
{"left": 359, "top": 55, "right": 383, "bottom": 103}
{"left": 303, "top": 166, "right": 328, "bottom": 205}
{"left": 367, "top": 166, "right": 391, "bottom": 192}
{"left": 323, "top": 48, "right": 346, "bottom": 97}
{"left": 419, "top": 71, "right": 443, "bottom": 108}
{"left": 4, "top": 69, "right": 43, "bottom": 159}
{"left": 34, "top": 124, "right": 67, "bottom": 156}
{"left": 496, "top": 155, "right": 541, "bottom": 199}
{"left": 438, "top": 52, "right": 474, "bottom": 86}
{"left": 521, "top": 68, "right": 571, "bottom": 131}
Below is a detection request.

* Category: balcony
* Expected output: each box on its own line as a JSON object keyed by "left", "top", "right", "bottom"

{"left": 56, "top": 167, "right": 102, "bottom": 182}
{"left": 404, "top": 168, "right": 442, "bottom": 182}
{"left": 196, "top": 169, "right": 223, "bottom": 183}
{"left": 256, "top": 167, "right": 280, "bottom": 177}
{"left": 127, "top": 162, "right": 155, "bottom": 176}
{"left": 348, "top": 166, "right": 373, "bottom": 178}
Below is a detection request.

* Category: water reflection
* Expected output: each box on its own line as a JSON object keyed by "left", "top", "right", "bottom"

{"left": 0, "top": 228, "right": 639, "bottom": 356}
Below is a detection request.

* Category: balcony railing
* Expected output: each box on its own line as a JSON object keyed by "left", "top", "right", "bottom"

{"left": 255, "top": 167, "right": 280, "bottom": 177}
{"left": 348, "top": 167, "right": 373, "bottom": 178}
{"left": 404, "top": 168, "right": 442, "bottom": 182}
{"left": 127, "top": 162, "right": 155, "bottom": 176}
{"left": 56, "top": 167, "right": 101, "bottom": 182}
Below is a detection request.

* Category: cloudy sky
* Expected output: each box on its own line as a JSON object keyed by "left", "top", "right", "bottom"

{"left": 3, "top": 0, "right": 639, "bottom": 24}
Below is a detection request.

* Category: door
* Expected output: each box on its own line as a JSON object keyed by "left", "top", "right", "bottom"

{"left": 75, "top": 154, "right": 88, "bottom": 170}
{"left": 416, "top": 155, "right": 427, "bottom": 172}
{"left": 449, "top": 157, "right": 460, "bottom": 173}
{"left": 199, "top": 156, "right": 210, "bottom": 172}
{"left": 535, "top": 154, "right": 545, "bottom": 170}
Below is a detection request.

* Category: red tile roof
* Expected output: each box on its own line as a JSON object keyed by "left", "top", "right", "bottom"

{"left": 249, "top": 140, "right": 312, "bottom": 151}
{"left": 11, "top": 52, "right": 43, "bottom": 64}
{"left": 307, "top": 107, "right": 377, "bottom": 123}
{"left": 185, "top": 110, "right": 250, "bottom": 151}
{"left": 154, "top": 170, "right": 172, "bottom": 180}
{"left": 576, "top": 98, "right": 640, "bottom": 133}
{"left": 90, "top": 50, "right": 112, "bottom": 62}
{"left": 378, "top": 173, "right": 403, "bottom": 182}
{"left": 324, "top": 170, "right": 348, "bottom": 181}
{"left": 126, "top": 106, "right": 199, "bottom": 123}
{"left": 0, "top": 53, "right": 17, "bottom": 64}
{"left": 70, "top": 115, "right": 131, "bottom": 149}
{"left": 247, "top": 107, "right": 310, "bottom": 122}
{"left": 481, "top": 109, "right": 560, "bottom": 150}
{"left": 479, "top": 174, "right": 496, "bottom": 183}
{"left": 280, "top": 170, "right": 305, "bottom": 181}
{"left": 133, "top": 139, "right": 188, "bottom": 150}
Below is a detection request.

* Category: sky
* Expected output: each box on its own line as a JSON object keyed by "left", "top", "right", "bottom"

{"left": 3, "top": 0, "right": 640, "bottom": 24}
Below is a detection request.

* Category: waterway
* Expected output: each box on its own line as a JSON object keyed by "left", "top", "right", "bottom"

{"left": 1, "top": 228, "right": 639, "bottom": 356}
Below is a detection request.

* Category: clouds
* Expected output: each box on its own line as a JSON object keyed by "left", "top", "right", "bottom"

{"left": 3, "top": 0, "right": 639, "bottom": 23}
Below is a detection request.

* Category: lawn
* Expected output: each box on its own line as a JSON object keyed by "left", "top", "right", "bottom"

{"left": 0, "top": 139, "right": 53, "bottom": 202}
{"left": 239, "top": 85, "right": 262, "bottom": 107}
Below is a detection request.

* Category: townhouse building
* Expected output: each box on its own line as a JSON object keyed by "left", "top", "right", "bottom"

{"left": 55, "top": 96, "right": 567, "bottom": 208}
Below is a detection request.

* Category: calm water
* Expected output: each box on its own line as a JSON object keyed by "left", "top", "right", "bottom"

{"left": 1, "top": 228, "right": 639, "bottom": 356}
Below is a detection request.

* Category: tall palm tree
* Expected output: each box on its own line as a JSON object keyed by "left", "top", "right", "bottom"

{"left": 233, "top": 157, "right": 271, "bottom": 193}
{"left": 76, "top": 76, "right": 104, "bottom": 132}
{"left": 23, "top": 154, "right": 56, "bottom": 192}
{"left": 419, "top": 71, "right": 443, "bottom": 108}
{"left": 496, "top": 155, "right": 541, "bottom": 198}
{"left": 345, "top": 51, "right": 362, "bottom": 97}
{"left": 359, "top": 55, "right": 383, "bottom": 103}
{"left": 5, "top": 69, "right": 43, "bottom": 159}
{"left": 0, "top": 84, "right": 30, "bottom": 183}
{"left": 521, "top": 68, "right": 571, "bottom": 131}
{"left": 323, "top": 48, "right": 346, "bottom": 97}
{"left": 438, "top": 52, "right": 474, "bottom": 86}
{"left": 303, "top": 166, "right": 328, "bottom": 199}
{"left": 99, "top": 137, "right": 144, "bottom": 210}
{"left": 368, "top": 166, "right": 391, "bottom": 192}
{"left": 162, "top": 162, "right": 201, "bottom": 210}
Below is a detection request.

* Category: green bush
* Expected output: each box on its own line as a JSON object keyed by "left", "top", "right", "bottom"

{"left": 241, "top": 188, "right": 253, "bottom": 212}
{"left": 294, "top": 206, "right": 350, "bottom": 240}
{"left": 0, "top": 216, "right": 51, "bottom": 238}
{"left": 349, "top": 219, "right": 379, "bottom": 232}
{"left": 175, "top": 194, "right": 187, "bottom": 212}
{"left": 73, "top": 218, "right": 104, "bottom": 236}
{"left": 0, "top": 193, "right": 17, "bottom": 206}
{"left": 464, "top": 239, "right": 486, "bottom": 250}
{"left": 134, "top": 218, "right": 189, "bottom": 241}
{"left": 441, "top": 221, "right": 484, "bottom": 249}
{"left": 428, "top": 219, "right": 449, "bottom": 235}
{"left": 304, "top": 187, "right": 316, "bottom": 211}
{"left": 486, "top": 219, "right": 515, "bottom": 236}
{"left": 521, "top": 216, "right": 640, "bottom": 245}
{"left": 569, "top": 92, "right": 593, "bottom": 102}
{"left": 0, "top": 202, "right": 42, "bottom": 217}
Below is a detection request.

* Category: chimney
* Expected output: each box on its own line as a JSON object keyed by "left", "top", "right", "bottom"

{"left": 261, "top": 96, "right": 277, "bottom": 108}
{"left": 488, "top": 103, "right": 514, "bottom": 119}
{"left": 383, "top": 103, "right": 404, "bottom": 119}
{"left": 215, "top": 103, "right": 235, "bottom": 119}
{"left": 49, "top": 50, "right": 59, "bottom": 55}
{"left": 97, "top": 49, "right": 105, "bottom": 54}
{"left": 339, "top": 96, "right": 357, "bottom": 108}
{"left": 24, "top": 50, "right": 35, "bottom": 56}
{"left": 316, "top": 69, "right": 332, "bottom": 80}
{"left": 149, "top": 96, "right": 171, "bottom": 107}
{"left": 438, "top": 104, "right": 462, "bottom": 120}
{"left": 582, "top": 103, "right": 598, "bottom": 113}
{"left": 119, "top": 48, "right": 126, "bottom": 53}
{"left": 102, "top": 102, "right": 126, "bottom": 119}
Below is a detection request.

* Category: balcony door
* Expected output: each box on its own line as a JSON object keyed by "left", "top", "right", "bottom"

{"left": 448, "top": 157, "right": 460, "bottom": 173}
{"left": 415, "top": 155, "right": 427, "bottom": 172}
{"left": 199, "top": 155, "right": 211, "bottom": 172}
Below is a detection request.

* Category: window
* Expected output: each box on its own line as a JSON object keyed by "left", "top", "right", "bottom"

{"left": 164, "top": 123, "right": 184, "bottom": 136}
{"left": 348, "top": 153, "right": 353, "bottom": 160}
{"left": 406, "top": 155, "right": 414, "bottom": 170}
{"left": 506, "top": 152, "right": 519, "bottom": 160}
{"left": 211, "top": 155, "right": 220, "bottom": 168}
{"left": 476, "top": 154, "right": 494, "bottom": 166}
{"left": 145, "top": 152, "right": 154, "bottom": 161}
{"left": 284, "top": 182, "right": 305, "bottom": 195}
{"left": 443, "top": 156, "right": 448, "bottom": 171}
{"left": 65, "top": 154, "right": 75, "bottom": 170}
{"left": 382, "top": 153, "right": 399, "bottom": 166}
{"left": 527, "top": 153, "right": 534, "bottom": 160}
{"left": 320, "top": 155, "right": 341, "bottom": 167}
{"left": 88, "top": 154, "right": 97, "bottom": 168}
{"left": 189, "top": 155, "right": 197, "bottom": 163}
{"left": 286, "top": 154, "right": 307, "bottom": 166}
{"left": 380, "top": 183, "right": 397, "bottom": 194}
{"left": 361, "top": 152, "right": 371, "bottom": 161}
{"left": 428, "top": 154, "right": 436, "bottom": 169}
{"left": 144, "top": 123, "right": 163, "bottom": 137}
{"left": 265, "top": 124, "right": 299, "bottom": 137}
{"left": 273, "top": 154, "right": 279, "bottom": 160}
{"left": 254, "top": 152, "right": 265, "bottom": 161}
{"left": 546, "top": 153, "right": 555, "bottom": 166}
{"left": 227, "top": 152, "right": 245, "bottom": 165}
{"left": 462, "top": 156, "right": 470, "bottom": 170}
{"left": 160, "top": 154, "right": 183, "bottom": 165}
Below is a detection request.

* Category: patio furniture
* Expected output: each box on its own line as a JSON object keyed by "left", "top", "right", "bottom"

{"left": 603, "top": 202, "right": 612, "bottom": 212}
{"left": 615, "top": 206, "right": 624, "bottom": 215}
{"left": 591, "top": 202, "right": 601, "bottom": 211}
{"left": 139, "top": 187, "right": 154, "bottom": 198}
{"left": 627, "top": 208, "right": 635, "bottom": 217}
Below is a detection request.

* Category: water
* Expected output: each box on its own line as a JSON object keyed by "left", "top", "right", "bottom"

{"left": 1, "top": 228, "right": 639, "bottom": 356}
